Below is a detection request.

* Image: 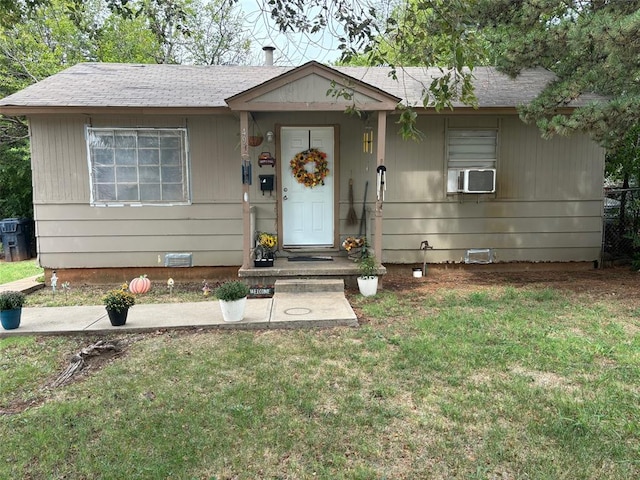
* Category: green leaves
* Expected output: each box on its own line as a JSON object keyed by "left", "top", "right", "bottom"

{"left": 269, "top": 0, "right": 638, "bottom": 151}
{"left": 0, "top": 144, "right": 32, "bottom": 219}
{"left": 396, "top": 105, "right": 423, "bottom": 141}
{"left": 476, "top": 0, "right": 640, "bottom": 149}
{"left": 0, "top": 0, "right": 251, "bottom": 219}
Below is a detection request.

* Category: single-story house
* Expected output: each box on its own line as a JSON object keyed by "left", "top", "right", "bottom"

{"left": 0, "top": 59, "right": 605, "bottom": 281}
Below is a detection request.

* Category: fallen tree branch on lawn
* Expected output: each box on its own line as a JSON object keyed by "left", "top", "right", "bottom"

{"left": 51, "top": 339, "right": 122, "bottom": 388}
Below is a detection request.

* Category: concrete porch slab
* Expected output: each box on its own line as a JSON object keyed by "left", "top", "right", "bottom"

{"left": 269, "top": 292, "right": 358, "bottom": 328}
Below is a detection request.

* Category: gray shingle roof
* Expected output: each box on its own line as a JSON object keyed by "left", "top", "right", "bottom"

{"left": 0, "top": 61, "right": 599, "bottom": 111}
{"left": 340, "top": 66, "right": 566, "bottom": 107}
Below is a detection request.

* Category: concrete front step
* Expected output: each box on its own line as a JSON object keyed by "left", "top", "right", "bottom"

{"left": 274, "top": 278, "right": 344, "bottom": 293}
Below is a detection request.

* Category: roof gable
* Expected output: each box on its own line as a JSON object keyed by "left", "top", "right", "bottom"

{"left": 225, "top": 61, "right": 400, "bottom": 112}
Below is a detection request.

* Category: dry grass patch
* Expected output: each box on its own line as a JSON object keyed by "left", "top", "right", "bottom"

{"left": 510, "top": 365, "right": 579, "bottom": 392}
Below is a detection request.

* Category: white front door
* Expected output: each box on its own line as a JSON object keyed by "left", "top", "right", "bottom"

{"left": 281, "top": 126, "right": 334, "bottom": 247}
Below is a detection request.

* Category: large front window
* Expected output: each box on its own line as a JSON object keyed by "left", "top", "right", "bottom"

{"left": 87, "top": 127, "right": 190, "bottom": 205}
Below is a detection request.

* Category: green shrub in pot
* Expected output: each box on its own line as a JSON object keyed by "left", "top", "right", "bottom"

{"left": 0, "top": 291, "right": 25, "bottom": 310}
{"left": 215, "top": 281, "right": 250, "bottom": 301}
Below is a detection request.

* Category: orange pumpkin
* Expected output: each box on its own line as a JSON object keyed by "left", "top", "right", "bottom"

{"left": 129, "top": 275, "right": 151, "bottom": 294}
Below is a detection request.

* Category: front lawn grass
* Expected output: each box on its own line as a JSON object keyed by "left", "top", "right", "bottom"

{"left": 24, "top": 281, "right": 210, "bottom": 307}
{"left": 0, "top": 259, "right": 43, "bottom": 284}
{"left": 1, "top": 283, "right": 638, "bottom": 479}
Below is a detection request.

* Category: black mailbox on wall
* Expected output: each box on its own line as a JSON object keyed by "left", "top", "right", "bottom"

{"left": 259, "top": 174, "right": 275, "bottom": 195}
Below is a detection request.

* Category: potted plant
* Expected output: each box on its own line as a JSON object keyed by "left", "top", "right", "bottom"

{"left": 248, "top": 121, "right": 263, "bottom": 147}
{"left": 357, "top": 251, "right": 379, "bottom": 297}
{"left": 216, "top": 280, "right": 250, "bottom": 322}
{"left": 248, "top": 135, "right": 263, "bottom": 147}
{"left": 102, "top": 284, "right": 135, "bottom": 326}
{"left": 0, "top": 290, "right": 26, "bottom": 330}
{"left": 254, "top": 232, "right": 277, "bottom": 267}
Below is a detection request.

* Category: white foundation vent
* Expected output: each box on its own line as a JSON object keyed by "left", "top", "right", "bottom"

{"left": 464, "top": 248, "right": 494, "bottom": 264}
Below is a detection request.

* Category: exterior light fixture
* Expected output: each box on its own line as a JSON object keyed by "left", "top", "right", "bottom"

{"left": 265, "top": 131, "right": 275, "bottom": 143}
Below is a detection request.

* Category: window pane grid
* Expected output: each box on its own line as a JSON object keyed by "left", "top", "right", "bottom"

{"left": 88, "top": 128, "right": 189, "bottom": 205}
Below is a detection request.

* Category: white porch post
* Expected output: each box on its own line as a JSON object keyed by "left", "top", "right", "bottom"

{"left": 374, "top": 111, "right": 387, "bottom": 262}
{"left": 240, "top": 111, "right": 251, "bottom": 268}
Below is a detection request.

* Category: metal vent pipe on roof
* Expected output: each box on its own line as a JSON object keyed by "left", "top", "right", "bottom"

{"left": 263, "top": 46, "right": 275, "bottom": 66}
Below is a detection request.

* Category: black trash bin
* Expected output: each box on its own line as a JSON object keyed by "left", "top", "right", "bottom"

{"left": 1, "top": 218, "right": 35, "bottom": 262}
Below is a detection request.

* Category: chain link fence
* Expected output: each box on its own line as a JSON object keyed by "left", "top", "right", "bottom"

{"left": 602, "top": 187, "right": 640, "bottom": 266}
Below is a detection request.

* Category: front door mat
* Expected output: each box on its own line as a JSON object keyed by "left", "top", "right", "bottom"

{"left": 287, "top": 256, "right": 334, "bottom": 262}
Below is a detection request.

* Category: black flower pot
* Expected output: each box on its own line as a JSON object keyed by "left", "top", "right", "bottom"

{"left": 106, "top": 308, "right": 129, "bottom": 326}
{"left": 254, "top": 258, "right": 274, "bottom": 267}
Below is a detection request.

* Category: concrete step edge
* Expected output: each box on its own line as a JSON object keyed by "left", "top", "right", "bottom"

{"left": 274, "top": 278, "right": 344, "bottom": 293}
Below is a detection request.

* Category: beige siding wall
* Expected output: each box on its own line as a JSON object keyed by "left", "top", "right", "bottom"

{"left": 499, "top": 119, "right": 603, "bottom": 200}
{"left": 30, "top": 117, "right": 90, "bottom": 203}
{"left": 28, "top": 111, "right": 605, "bottom": 268}
{"left": 34, "top": 203, "right": 242, "bottom": 268}
{"left": 29, "top": 114, "right": 248, "bottom": 268}
{"left": 255, "top": 75, "right": 379, "bottom": 105}
{"left": 380, "top": 115, "right": 605, "bottom": 263}
{"left": 382, "top": 200, "right": 603, "bottom": 263}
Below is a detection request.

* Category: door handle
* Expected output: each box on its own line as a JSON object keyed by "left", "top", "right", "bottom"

{"left": 283, "top": 195, "right": 288, "bottom": 200}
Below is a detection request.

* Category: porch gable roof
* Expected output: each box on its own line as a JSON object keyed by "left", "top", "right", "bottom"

{"left": 225, "top": 61, "right": 401, "bottom": 112}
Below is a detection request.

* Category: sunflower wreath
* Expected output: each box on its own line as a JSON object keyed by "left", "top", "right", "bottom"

{"left": 289, "top": 148, "right": 329, "bottom": 188}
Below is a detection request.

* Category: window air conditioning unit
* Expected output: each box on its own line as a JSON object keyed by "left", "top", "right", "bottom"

{"left": 458, "top": 169, "right": 496, "bottom": 193}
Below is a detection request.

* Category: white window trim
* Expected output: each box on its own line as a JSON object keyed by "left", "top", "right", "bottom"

{"left": 86, "top": 127, "right": 191, "bottom": 207}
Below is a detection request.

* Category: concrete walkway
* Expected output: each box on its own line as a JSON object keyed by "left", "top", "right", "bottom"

{"left": 0, "top": 274, "right": 45, "bottom": 294}
{"left": 0, "top": 277, "right": 358, "bottom": 337}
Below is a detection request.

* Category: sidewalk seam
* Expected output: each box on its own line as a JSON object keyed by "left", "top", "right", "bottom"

{"left": 83, "top": 313, "right": 108, "bottom": 331}
{"left": 267, "top": 297, "right": 276, "bottom": 327}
